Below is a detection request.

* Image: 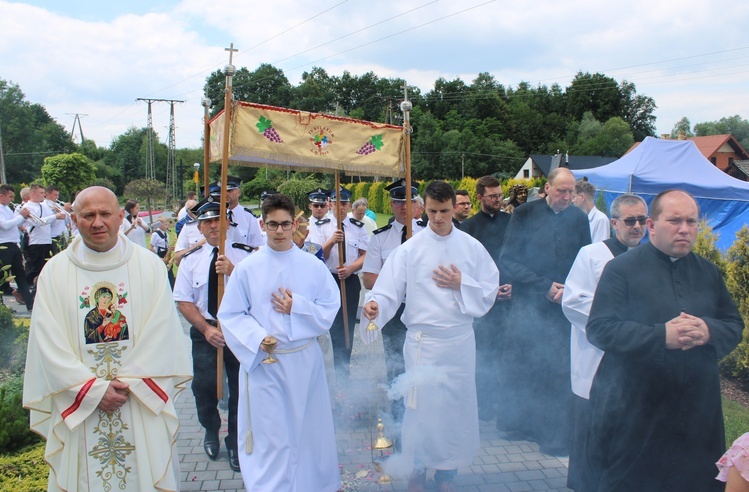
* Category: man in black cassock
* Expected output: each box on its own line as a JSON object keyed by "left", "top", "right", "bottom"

{"left": 461, "top": 175, "right": 513, "bottom": 421}
{"left": 585, "top": 189, "right": 743, "bottom": 492}
{"left": 499, "top": 167, "right": 591, "bottom": 455}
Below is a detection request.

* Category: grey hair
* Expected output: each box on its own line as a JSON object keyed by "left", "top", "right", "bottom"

{"left": 352, "top": 198, "right": 368, "bottom": 210}
{"left": 610, "top": 194, "right": 648, "bottom": 218}
{"left": 414, "top": 196, "right": 424, "bottom": 207}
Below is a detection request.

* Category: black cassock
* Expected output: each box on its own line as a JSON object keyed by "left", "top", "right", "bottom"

{"left": 499, "top": 199, "right": 591, "bottom": 449}
{"left": 461, "top": 210, "right": 512, "bottom": 416}
{"left": 586, "top": 242, "right": 743, "bottom": 492}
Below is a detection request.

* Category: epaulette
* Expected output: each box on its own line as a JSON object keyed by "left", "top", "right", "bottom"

{"left": 349, "top": 217, "right": 364, "bottom": 228}
{"left": 315, "top": 218, "right": 331, "bottom": 226}
{"left": 373, "top": 224, "right": 392, "bottom": 235}
{"left": 416, "top": 219, "right": 427, "bottom": 227}
{"left": 232, "top": 242, "right": 255, "bottom": 253}
{"left": 243, "top": 207, "right": 257, "bottom": 218}
{"left": 182, "top": 244, "right": 203, "bottom": 259}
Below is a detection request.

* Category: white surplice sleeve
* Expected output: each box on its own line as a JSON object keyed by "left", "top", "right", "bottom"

{"left": 562, "top": 247, "right": 599, "bottom": 330}
{"left": 218, "top": 263, "right": 268, "bottom": 371}
{"left": 452, "top": 241, "right": 498, "bottom": 318}
{"left": 363, "top": 245, "right": 408, "bottom": 330}
{"left": 287, "top": 258, "right": 341, "bottom": 341}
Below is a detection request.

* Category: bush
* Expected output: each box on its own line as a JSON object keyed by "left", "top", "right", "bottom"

{"left": 242, "top": 177, "right": 275, "bottom": 203}
{"left": 278, "top": 176, "right": 324, "bottom": 213}
{"left": 0, "top": 442, "right": 48, "bottom": 491}
{"left": 0, "top": 306, "right": 25, "bottom": 375}
{"left": 0, "top": 376, "right": 40, "bottom": 454}
{"left": 367, "top": 182, "right": 387, "bottom": 214}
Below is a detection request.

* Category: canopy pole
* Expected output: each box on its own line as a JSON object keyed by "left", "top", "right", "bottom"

{"left": 334, "top": 171, "right": 350, "bottom": 349}
{"left": 202, "top": 98, "right": 212, "bottom": 198}
{"left": 216, "top": 42, "right": 238, "bottom": 399}
{"left": 401, "top": 82, "right": 414, "bottom": 239}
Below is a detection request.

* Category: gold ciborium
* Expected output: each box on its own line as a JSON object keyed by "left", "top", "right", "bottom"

{"left": 261, "top": 336, "right": 278, "bottom": 364}
{"left": 372, "top": 418, "right": 393, "bottom": 484}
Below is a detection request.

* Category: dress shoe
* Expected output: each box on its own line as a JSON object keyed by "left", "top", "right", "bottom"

{"left": 13, "top": 290, "right": 24, "bottom": 304}
{"left": 228, "top": 448, "right": 241, "bottom": 472}
{"left": 407, "top": 469, "right": 426, "bottom": 492}
{"left": 203, "top": 430, "right": 220, "bottom": 460}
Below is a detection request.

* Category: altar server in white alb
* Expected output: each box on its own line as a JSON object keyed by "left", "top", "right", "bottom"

{"left": 22, "top": 186, "right": 192, "bottom": 492}
{"left": 218, "top": 193, "right": 341, "bottom": 492}
{"left": 561, "top": 193, "right": 648, "bottom": 491}
{"left": 362, "top": 181, "right": 498, "bottom": 492}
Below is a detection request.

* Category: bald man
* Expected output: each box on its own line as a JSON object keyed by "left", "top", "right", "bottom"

{"left": 22, "top": 186, "right": 192, "bottom": 491}
{"left": 498, "top": 168, "right": 591, "bottom": 456}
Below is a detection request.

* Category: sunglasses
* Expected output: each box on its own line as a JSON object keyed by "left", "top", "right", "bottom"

{"left": 310, "top": 203, "right": 327, "bottom": 208}
{"left": 615, "top": 216, "right": 648, "bottom": 226}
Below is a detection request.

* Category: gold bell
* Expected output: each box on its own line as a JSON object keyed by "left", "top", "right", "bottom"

{"left": 372, "top": 418, "right": 393, "bottom": 450}
{"left": 366, "top": 320, "right": 378, "bottom": 331}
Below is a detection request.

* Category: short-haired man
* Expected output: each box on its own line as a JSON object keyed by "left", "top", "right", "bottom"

{"left": 174, "top": 198, "right": 254, "bottom": 472}
{"left": 349, "top": 197, "right": 377, "bottom": 236}
{"left": 308, "top": 187, "right": 368, "bottom": 381}
{"left": 499, "top": 167, "right": 591, "bottom": 455}
{"left": 22, "top": 183, "right": 65, "bottom": 295}
{"left": 561, "top": 193, "right": 648, "bottom": 490}
{"left": 219, "top": 193, "right": 341, "bottom": 491}
{"left": 45, "top": 185, "right": 71, "bottom": 254}
{"left": 460, "top": 176, "right": 513, "bottom": 422}
{"left": 585, "top": 190, "right": 743, "bottom": 491}
{"left": 23, "top": 186, "right": 192, "bottom": 491}
{"left": 362, "top": 178, "right": 425, "bottom": 425}
{"left": 363, "top": 181, "right": 498, "bottom": 492}
{"left": 173, "top": 199, "right": 204, "bottom": 266}
{"left": 572, "top": 179, "right": 610, "bottom": 243}
{"left": 0, "top": 184, "right": 34, "bottom": 310}
{"left": 453, "top": 189, "right": 471, "bottom": 226}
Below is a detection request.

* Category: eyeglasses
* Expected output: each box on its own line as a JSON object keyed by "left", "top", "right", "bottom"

{"left": 265, "top": 221, "right": 294, "bottom": 231}
{"left": 615, "top": 216, "right": 648, "bottom": 226}
{"left": 310, "top": 203, "right": 326, "bottom": 208}
{"left": 482, "top": 193, "right": 502, "bottom": 200}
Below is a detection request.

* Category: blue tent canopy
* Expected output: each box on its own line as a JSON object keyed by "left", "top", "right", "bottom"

{"left": 571, "top": 137, "right": 749, "bottom": 251}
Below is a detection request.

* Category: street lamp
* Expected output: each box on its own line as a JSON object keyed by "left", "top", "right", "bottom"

{"left": 193, "top": 162, "right": 200, "bottom": 194}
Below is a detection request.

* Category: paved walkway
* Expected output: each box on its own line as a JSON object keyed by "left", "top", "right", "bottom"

{"left": 174, "top": 315, "right": 571, "bottom": 491}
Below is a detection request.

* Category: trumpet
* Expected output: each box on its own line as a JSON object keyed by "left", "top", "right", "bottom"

{"left": 10, "top": 203, "right": 43, "bottom": 225}
{"left": 48, "top": 199, "right": 71, "bottom": 217}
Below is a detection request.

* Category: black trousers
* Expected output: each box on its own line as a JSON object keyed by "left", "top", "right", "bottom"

{"left": 25, "top": 243, "right": 52, "bottom": 291}
{"left": 190, "top": 324, "right": 240, "bottom": 450}
{"left": 0, "top": 242, "right": 33, "bottom": 309}
{"left": 329, "top": 273, "right": 360, "bottom": 377}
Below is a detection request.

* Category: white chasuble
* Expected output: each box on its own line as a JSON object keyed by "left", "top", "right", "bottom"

{"left": 23, "top": 234, "right": 192, "bottom": 492}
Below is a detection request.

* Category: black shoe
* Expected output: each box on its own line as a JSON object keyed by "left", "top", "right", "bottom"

{"left": 203, "top": 430, "right": 220, "bottom": 460}
{"left": 228, "top": 448, "right": 241, "bottom": 472}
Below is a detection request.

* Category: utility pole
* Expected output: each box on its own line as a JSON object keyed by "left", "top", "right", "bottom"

{"left": 136, "top": 98, "right": 184, "bottom": 189}
{"left": 66, "top": 113, "right": 88, "bottom": 145}
{"left": 0, "top": 125, "right": 6, "bottom": 184}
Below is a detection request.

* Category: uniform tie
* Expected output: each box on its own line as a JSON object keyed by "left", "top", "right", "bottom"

{"left": 401, "top": 225, "right": 407, "bottom": 244}
{"left": 227, "top": 209, "right": 237, "bottom": 227}
{"left": 207, "top": 247, "right": 219, "bottom": 318}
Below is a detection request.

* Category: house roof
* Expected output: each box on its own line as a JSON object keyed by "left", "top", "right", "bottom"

{"left": 529, "top": 154, "right": 618, "bottom": 176}
{"left": 627, "top": 134, "right": 749, "bottom": 160}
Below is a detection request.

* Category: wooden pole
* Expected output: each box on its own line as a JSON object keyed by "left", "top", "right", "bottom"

{"left": 402, "top": 82, "right": 413, "bottom": 239}
{"left": 216, "top": 43, "right": 238, "bottom": 399}
{"left": 202, "top": 99, "right": 211, "bottom": 198}
{"left": 334, "top": 171, "right": 350, "bottom": 349}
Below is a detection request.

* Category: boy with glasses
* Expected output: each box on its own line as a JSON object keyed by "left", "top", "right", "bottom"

{"left": 219, "top": 193, "right": 341, "bottom": 491}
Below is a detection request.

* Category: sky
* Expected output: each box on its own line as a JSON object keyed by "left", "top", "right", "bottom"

{"left": 1, "top": 0, "right": 748, "bottom": 153}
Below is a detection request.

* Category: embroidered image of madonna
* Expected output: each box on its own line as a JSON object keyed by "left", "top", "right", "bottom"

{"left": 84, "top": 286, "right": 129, "bottom": 344}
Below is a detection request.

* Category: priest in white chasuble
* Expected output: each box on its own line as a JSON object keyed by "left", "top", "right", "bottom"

{"left": 23, "top": 186, "right": 192, "bottom": 492}
{"left": 218, "top": 193, "right": 341, "bottom": 492}
{"left": 362, "top": 181, "right": 498, "bottom": 492}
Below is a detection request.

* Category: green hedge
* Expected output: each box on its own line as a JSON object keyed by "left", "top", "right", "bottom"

{"left": 0, "top": 442, "right": 48, "bottom": 491}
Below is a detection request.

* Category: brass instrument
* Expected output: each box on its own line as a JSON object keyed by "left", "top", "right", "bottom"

{"left": 164, "top": 243, "right": 176, "bottom": 268}
{"left": 10, "top": 202, "right": 43, "bottom": 225}
{"left": 48, "top": 200, "right": 71, "bottom": 217}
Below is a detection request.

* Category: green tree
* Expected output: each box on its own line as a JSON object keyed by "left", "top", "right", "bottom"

{"left": 204, "top": 64, "right": 293, "bottom": 115}
{"left": 278, "top": 176, "right": 324, "bottom": 212}
{"left": 619, "top": 80, "right": 656, "bottom": 141}
{"left": 670, "top": 116, "right": 694, "bottom": 138}
{"left": 575, "top": 117, "right": 634, "bottom": 157}
{"left": 290, "top": 67, "right": 336, "bottom": 113}
{"left": 41, "top": 153, "right": 96, "bottom": 199}
{"left": 124, "top": 179, "right": 166, "bottom": 221}
{"left": 694, "top": 115, "right": 749, "bottom": 150}
{"left": 566, "top": 72, "right": 622, "bottom": 123}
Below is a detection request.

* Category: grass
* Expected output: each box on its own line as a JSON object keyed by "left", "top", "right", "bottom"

{"left": 375, "top": 212, "right": 392, "bottom": 227}
{"left": 724, "top": 396, "right": 749, "bottom": 447}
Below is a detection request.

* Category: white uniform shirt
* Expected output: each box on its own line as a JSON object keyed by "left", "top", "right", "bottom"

{"left": 308, "top": 215, "right": 369, "bottom": 274}
{"left": 150, "top": 231, "right": 169, "bottom": 254}
{"left": 562, "top": 239, "right": 625, "bottom": 399}
{"left": 174, "top": 220, "right": 202, "bottom": 252}
{"left": 46, "top": 200, "right": 69, "bottom": 238}
{"left": 173, "top": 240, "right": 252, "bottom": 320}
{"left": 23, "top": 201, "right": 57, "bottom": 245}
{"left": 362, "top": 219, "right": 424, "bottom": 275}
{"left": 588, "top": 207, "right": 611, "bottom": 243}
{"left": 228, "top": 204, "right": 264, "bottom": 248}
{"left": 0, "top": 203, "right": 24, "bottom": 244}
